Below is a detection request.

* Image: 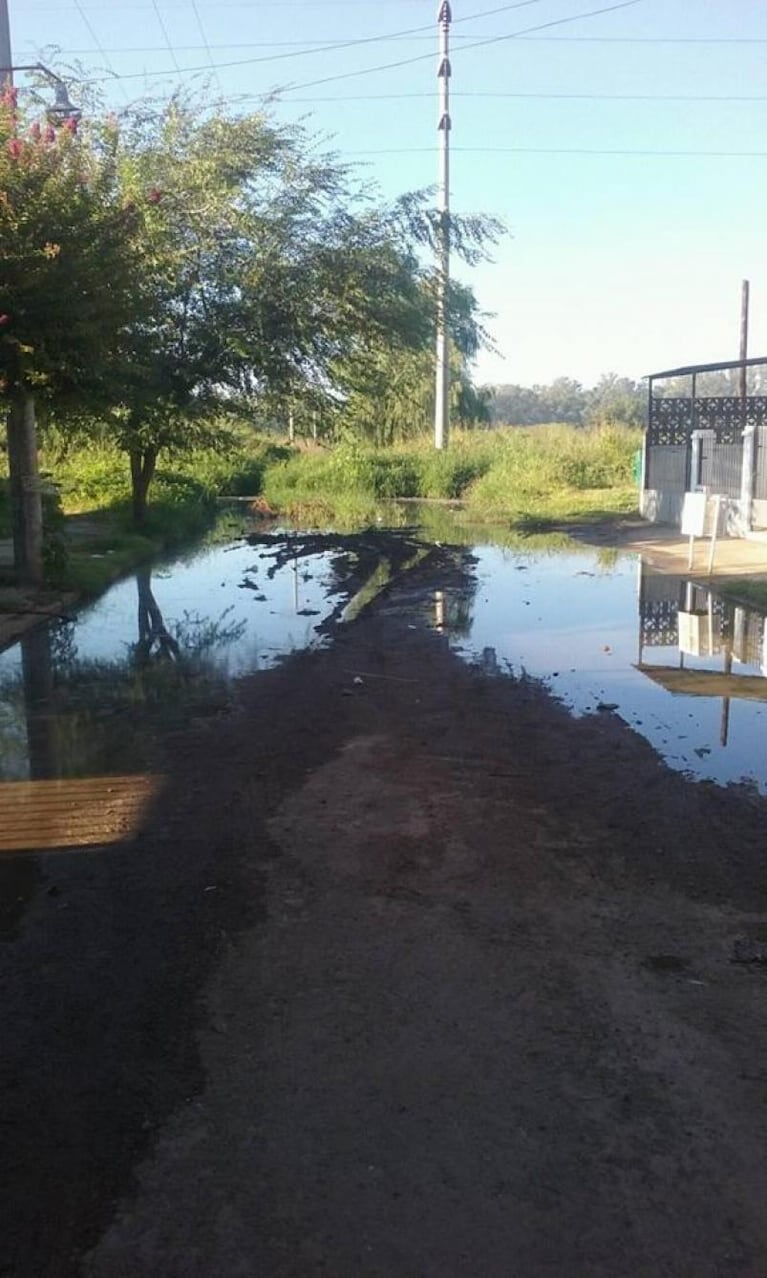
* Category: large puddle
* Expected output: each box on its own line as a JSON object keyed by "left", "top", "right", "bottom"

{"left": 438, "top": 546, "right": 767, "bottom": 793}
{"left": 1, "top": 510, "right": 766, "bottom": 805}
{"left": 0, "top": 527, "right": 346, "bottom": 785}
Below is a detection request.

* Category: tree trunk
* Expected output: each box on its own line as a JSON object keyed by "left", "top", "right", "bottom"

{"left": 6, "top": 390, "right": 43, "bottom": 588}
{"left": 129, "top": 447, "right": 158, "bottom": 528}
{"left": 21, "top": 623, "right": 58, "bottom": 780}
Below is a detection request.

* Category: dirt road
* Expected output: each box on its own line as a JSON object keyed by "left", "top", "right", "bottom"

{"left": 3, "top": 545, "right": 767, "bottom": 1277}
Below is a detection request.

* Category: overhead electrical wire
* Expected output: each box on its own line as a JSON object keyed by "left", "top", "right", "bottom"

{"left": 344, "top": 145, "right": 767, "bottom": 157}
{"left": 72, "top": 0, "right": 130, "bottom": 100}
{"left": 40, "top": 35, "right": 767, "bottom": 52}
{"left": 189, "top": 0, "right": 224, "bottom": 95}
{"left": 78, "top": 0, "right": 544, "bottom": 82}
{"left": 276, "top": 0, "right": 644, "bottom": 95}
{"left": 150, "top": 0, "right": 181, "bottom": 72}
{"left": 239, "top": 91, "right": 767, "bottom": 105}
{"left": 78, "top": 0, "right": 639, "bottom": 84}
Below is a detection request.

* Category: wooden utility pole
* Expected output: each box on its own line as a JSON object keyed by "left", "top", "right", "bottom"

{"left": 434, "top": 1, "right": 452, "bottom": 451}
{"left": 739, "top": 278, "right": 750, "bottom": 400}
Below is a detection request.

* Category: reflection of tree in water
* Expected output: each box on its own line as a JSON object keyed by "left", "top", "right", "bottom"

{"left": 0, "top": 569, "right": 247, "bottom": 781}
{"left": 136, "top": 568, "right": 181, "bottom": 664}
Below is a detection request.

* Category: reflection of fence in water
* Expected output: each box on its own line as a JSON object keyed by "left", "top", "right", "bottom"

{"left": 639, "top": 573, "right": 766, "bottom": 670}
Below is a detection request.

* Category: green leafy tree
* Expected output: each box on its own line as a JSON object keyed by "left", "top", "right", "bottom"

{"left": 0, "top": 83, "right": 140, "bottom": 579}
{"left": 586, "top": 373, "right": 644, "bottom": 427}
{"left": 489, "top": 374, "right": 643, "bottom": 428}
{"left": 107, "top": 103, "right": 482, "bottom": 519}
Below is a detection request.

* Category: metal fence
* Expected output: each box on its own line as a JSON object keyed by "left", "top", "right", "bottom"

{"left": 644, "top": 357, "right": 767, "bottom": 531}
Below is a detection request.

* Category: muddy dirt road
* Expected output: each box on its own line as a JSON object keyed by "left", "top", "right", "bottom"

{"left": 3, "top": 544, "right": 767, "bottom": 1277}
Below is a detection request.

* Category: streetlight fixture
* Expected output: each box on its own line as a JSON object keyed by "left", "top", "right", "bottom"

{"left": 0, "top": 63, "right": 81, "bottom": 125}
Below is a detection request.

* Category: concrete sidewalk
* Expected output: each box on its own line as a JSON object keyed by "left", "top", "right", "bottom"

{"left": 577, "top": 518, "right": 767, "bottom": 579}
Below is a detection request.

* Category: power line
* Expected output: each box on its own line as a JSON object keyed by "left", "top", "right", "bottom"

{"left": 32, "top": 33, "right": 767, "bottom": 54}
{"left": 74, "top": 0, "right": 542, "bottom": 82}
{"left": 344, "top": 145, "right": 767, "bottom": 157}
{"left": 77, "top": 0, "right": 639, "bottom": 84}
{"left": 150, "top": 0, "right": 181, "bottom": 73}
{"left": 487, "top": 34, "right": 767, "bottom": 42}
{"left": 72, "top": 0, "right": 129, "bottom": 99}
{"left": 24, "top": 1, "right": 430, "bottom": 7}
{"left": 247, "top": 91, "right": 767, "bottom": 104}
{"left": 189, "top": 0, "right": 223, "bottom": 95}
{"left": 278, "top": 0, "right": 644, "bottom": 95}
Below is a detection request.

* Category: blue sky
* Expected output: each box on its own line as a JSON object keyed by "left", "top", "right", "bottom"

{"left": 8, "top": 0, "right": 767, "bottom": 387}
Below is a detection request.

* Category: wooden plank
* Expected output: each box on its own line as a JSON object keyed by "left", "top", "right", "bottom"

{"left": 0, "top": 775, "right": 163, "bottom": 853}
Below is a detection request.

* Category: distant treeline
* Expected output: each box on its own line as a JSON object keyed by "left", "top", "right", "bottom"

{"left": 484, "top": 366, "right": 767, "bottom": 429}
{"left": 483, "top": 375, "right": 645, "bottom": 428}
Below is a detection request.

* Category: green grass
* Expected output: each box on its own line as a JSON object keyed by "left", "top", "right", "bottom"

{"left": 2, "top": 422, "right": 641, "bottom": 599}
{"left": 51, "top": 439, "right": 285, "bottom": 594}
{"left": 262, "top": 424, "right": 642, "bottom": 526}
{"left": 0, "top": 431, "right": 285, "bottom": 596}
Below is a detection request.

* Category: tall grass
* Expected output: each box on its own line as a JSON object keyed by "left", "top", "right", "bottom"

{"left": 45, "top": 437, "right": 285, "bottom": 516}
{"left": 2, "top": 422, "right": 641, "bottom": 593}
{"left": 262, "top": 424, "right": 641, "bottom": 523}
{"left": 463, "top": 423, "right": 641, "bottom": 520}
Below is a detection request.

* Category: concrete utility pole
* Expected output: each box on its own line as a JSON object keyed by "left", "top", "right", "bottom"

{"left": 739, "top": 279, "right": 755, "bottom": 533}
{"left": 434, "top": 0, "right": 452, "bottom": 451}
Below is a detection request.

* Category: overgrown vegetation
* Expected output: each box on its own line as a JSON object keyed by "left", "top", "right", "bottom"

{"left": 0, "top": 429, "right": 286, "bottom": 594}
{"left": 261, "top": 424, "right": 642, "bottom": 526}
{"left": 1, "top": 421, "right": 641, "bottom": 598}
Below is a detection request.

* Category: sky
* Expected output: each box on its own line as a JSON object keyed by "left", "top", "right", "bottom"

{"left": 7, "top": 0, "right": 767, "bottom": 389}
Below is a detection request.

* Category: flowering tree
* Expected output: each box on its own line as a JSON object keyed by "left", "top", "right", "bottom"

{"left": 0, "top": 84, "right": 140, "bottom": 581}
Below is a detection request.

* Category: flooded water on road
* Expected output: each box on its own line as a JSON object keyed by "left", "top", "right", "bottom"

{"left": 1, "top": 510, "right": 766, "bottom": 801}
{"left": 438, "top": 545, "right": 767, "bottom": 793}
{"left": 0, "top": 528, "right": 344, "bottom": 786}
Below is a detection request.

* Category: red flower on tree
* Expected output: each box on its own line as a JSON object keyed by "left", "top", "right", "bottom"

{"left": 147, "top": 186, "right": 163, "bottom": 204}
{"left": 0, "top": 314, "right": 11, "bottom": 326}
{"left": 7, "top": 138, "right": 22, "bottom": 159}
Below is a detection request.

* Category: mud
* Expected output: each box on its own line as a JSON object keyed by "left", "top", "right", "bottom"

{"left": 2, "top": 539, "right": 767, "bottom": 1277}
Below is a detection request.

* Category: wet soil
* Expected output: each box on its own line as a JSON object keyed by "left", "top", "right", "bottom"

{"left": 3, "top": 540, "right": 767, "bottom": 1276}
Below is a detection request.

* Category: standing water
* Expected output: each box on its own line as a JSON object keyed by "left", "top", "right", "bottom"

{"left": 1, "top": 514, "right": 766, "bottom": 798}
{"left": 437, "top": 544, "right": 767, "bottom": 793}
